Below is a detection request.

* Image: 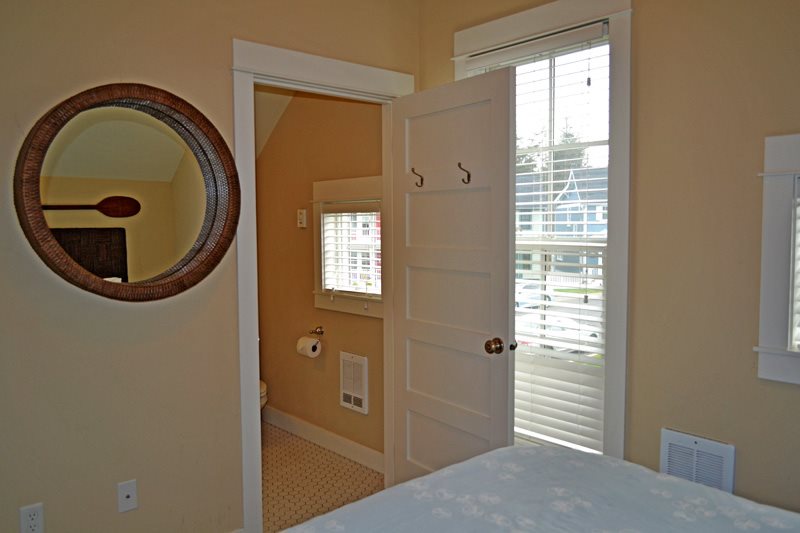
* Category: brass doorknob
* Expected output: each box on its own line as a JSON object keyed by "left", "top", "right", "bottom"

{"left": 484, "top": 337, "right": 504, "bottom": 354}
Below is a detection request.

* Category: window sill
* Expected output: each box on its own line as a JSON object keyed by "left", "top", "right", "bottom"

{"left": 754, "top": 346, "right": 800, "bottom": 385}
{"left": 313, "top": 291, "right": 383, "bottom": 319}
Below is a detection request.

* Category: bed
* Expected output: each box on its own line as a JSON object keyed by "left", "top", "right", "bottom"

{"left": 288, "top": 445, "right": 800, "bottom": 532}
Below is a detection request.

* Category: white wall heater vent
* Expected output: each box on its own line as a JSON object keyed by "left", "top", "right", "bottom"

{"left": 340, "top": 351, "right": 368, "bottom": 415}
{"left": 660, "top": 428, "right": 735, "bottom": 493}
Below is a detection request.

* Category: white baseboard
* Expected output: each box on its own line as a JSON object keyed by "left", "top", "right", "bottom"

{"left": 262, "top": 406, "right": 384, "bottom": 473}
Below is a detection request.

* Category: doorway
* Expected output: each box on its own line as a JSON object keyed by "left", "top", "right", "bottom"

{"left": 253, "top": 85, "right": 386, "bottom": 530}
{"left": 232, "top": 39, "right": 414, "bottom": 532}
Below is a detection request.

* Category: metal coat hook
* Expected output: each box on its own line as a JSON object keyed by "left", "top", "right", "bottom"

{"left": 411, "top": 167, "right": 424, "bottom": 188}
{"left": 458, "top": 162, "right": 471, "bottom": 184}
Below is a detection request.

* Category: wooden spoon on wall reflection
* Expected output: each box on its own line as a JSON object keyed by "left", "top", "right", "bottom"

{"left": 42, "top": 196, "right": 141, "bottom": 218}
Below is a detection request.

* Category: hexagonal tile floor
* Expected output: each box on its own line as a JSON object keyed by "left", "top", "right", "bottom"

{"left": 262, "top": 423, "right": 384, "bottom": 532}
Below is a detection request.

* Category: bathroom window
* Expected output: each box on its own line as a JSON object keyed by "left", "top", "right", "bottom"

{"left": 313, "top": 176, "right": 383, "bottom": 318}
{"left": 321, "top": 211, "right": 381, "bottom": 295}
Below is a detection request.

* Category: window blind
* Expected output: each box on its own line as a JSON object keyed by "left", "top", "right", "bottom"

{"left": 514, "top": 242, "right": 605, "bottom": 453}
{"left": 462, "top": 21, "right": 607, "bottom": 74}
{"left": 320, "top": 201, "right": 381, "bottom": 296}
{"left": 515, "top": 350, "right": 603, "bottom": 453}
{"left": 792, "top": 176, "right": 800, "bottom": 350}
{"left": 481, "top": 33, "right": 610, "bottom": 453}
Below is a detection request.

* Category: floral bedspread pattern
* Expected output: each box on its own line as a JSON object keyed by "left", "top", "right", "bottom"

{"left": 289, "top": 445, "right": 800, "bottom": 532}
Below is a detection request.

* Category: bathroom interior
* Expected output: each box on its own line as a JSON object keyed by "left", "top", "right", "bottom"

{"left": 253, "top": 84, "right": 387, "bottom": 530}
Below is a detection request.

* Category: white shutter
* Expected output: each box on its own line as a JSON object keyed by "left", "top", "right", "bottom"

{"left": 792, "top": 176, "right": 800, "bottom": 350}
{"left": 488, "top": 33, "right": 610, "bottom": 452}
{"left": 320, "top": 202, "right": 381, "bottom": 296}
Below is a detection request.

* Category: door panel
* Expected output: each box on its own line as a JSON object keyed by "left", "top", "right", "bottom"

{"left": 406, "top": 188, "right": 492, "bottom": 248}
{"left": 392, "top": 68, "right": 514, "bottom": 482}
{"left": 407, "top": 267, "right": 491, "bottom": 331}
{"left": 407, "top": 411, "right": 490, "bottom": 472}
{"left": 406, "top": 101, "right": 492, "bottom": 178}
{"left": 407, "top": 339, "right": 492, "bottom": 415}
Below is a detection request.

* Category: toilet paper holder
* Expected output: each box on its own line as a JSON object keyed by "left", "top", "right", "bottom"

{"left": 308, "top": 326, "right": 324, "bottom": 336}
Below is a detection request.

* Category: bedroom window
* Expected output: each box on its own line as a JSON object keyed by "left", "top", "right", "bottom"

{"left": 755, "top": 134, "right": 800, "bottom": 385}
{"left": 313, "top": 176, "right": 383, "bottom": 318}
{"left": 455, "top": 1, "right": 630, "bottom": 456}
{"left": 510, "top": 35, "right": 609, "bottom": 454}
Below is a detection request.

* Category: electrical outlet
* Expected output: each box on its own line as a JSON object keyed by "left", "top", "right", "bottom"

{"left": 19, "top": 502, "right": 43, "bottom": 533}
{"left": 117, "top": 479, "right": 138, "bottom": 513}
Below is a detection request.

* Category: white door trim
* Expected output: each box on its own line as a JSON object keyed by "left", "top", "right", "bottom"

{"left": 232, "top": 40, "right": 413, "bottom": 532}
{"left": 603, "top": 8, "right": 631, "bottom": 460}
{"left": 233, "top": 39, "right": 413, "bottom": 103}
{"left": 232, "top": 67, "right": 262, "bottom": 533}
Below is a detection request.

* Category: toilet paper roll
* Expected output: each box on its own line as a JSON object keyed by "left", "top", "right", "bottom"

{"left": 296, "top": 336, "right": 322, "bottom": 358}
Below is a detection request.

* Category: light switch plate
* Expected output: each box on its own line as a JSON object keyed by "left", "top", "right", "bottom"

{"left": 117, "top": 479, "right": 138, "bottom": 512}
{"left": 297, "top": 208, "right": 307, "bottom": 228}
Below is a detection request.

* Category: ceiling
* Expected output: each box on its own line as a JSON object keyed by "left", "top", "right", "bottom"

{"left": 42, "top": 107, "right": 190, "bottom": 182}
{"left": 42, "top": 87, "right": 296, "bottom": 182}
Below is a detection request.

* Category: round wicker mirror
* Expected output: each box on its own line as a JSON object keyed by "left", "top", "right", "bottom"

{"left": 14, "top": 83, "right": 240, "bottom": 301}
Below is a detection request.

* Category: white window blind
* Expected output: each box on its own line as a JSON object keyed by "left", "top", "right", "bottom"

{"left": 461, "top": 22, "right": 606, "bottom": 74}
{"left": 792, "top": 176, "right": 800, "bottom": 350}
{"left": 473, "top": 32, "right": 610, "bottom": 453}
{"left": 515, "top": 349, "right": 603, "bottom": 452}
{"left": 320, "top": 201, "right": 381, "bottom": 296}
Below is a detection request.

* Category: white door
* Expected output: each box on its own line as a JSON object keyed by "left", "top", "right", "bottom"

{"left": 391, "top": 68, "right": 514, "bottom": 482}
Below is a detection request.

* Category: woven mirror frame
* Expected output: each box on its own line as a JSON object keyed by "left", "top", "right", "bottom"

{"left": 14, "top": 83, "right": 240, "bottom": 301}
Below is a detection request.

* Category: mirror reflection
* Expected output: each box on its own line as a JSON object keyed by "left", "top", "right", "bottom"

{"left": 40, "top": 107, "right": 206, "bottom": 282}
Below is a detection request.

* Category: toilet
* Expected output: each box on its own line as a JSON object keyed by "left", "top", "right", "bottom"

{"left": 259, "top": 380, "right": 268, "bottom": 409}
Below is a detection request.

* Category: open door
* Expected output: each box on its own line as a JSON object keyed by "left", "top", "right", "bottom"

{"left": 391, "top": 68, "right": 515, "bottom": 482}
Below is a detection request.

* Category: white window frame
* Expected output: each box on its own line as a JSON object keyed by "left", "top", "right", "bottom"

{"left": 755, "top": 134, "right": 800, "bottom": 385}
{"left": 312, "top": 175, "right": 384, "bottom": 318}
{"left": 454, "top": 0, "right": 631, "bottom": 458}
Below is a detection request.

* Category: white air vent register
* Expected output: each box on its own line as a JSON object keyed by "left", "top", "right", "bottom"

{"left": 660, "top": 428, "right": 735, "bottom": 493}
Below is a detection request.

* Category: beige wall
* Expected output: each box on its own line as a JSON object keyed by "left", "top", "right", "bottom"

{"left": 256, "top": 93, "right": 384, "bottom": 451}
{"left": 0, "top": 2, "right": 418, "bottom": 532}
{"left": 626, "top": 0, "right": 800, "bottom": 511}
{"left": 418, "top": 0, "right": 800, "bottom": 511}
{"left": 4, "top": 0, "right": 800, "bottom": 529}
{"left": 418, "top": 0, "right": 553, "bottom": 90}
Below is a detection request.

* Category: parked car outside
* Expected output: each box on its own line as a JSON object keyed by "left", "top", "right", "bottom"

{"left": 515, "top": 311, "right": 603, "bottom": 357}
{"left": 515, "top": 280, "right": 551, "bottom": 309}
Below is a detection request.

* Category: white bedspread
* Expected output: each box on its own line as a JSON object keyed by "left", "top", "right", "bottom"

{"left": 289, "top": 445, "right": 800, "bottom": 532}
